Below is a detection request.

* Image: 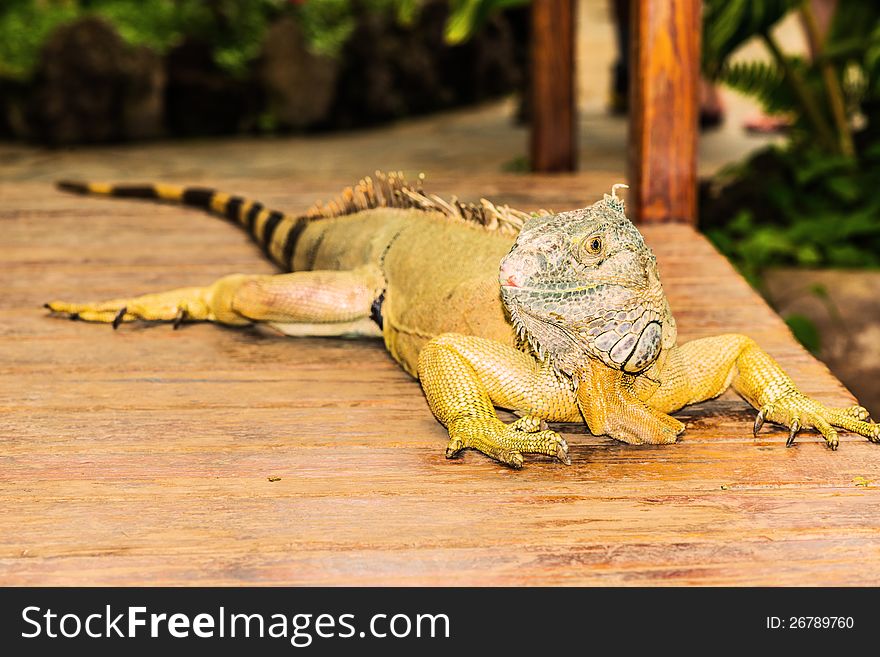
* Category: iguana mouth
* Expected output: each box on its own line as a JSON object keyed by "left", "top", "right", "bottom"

{"left": 500, "top": 280, "right": 630, "bottom": 295}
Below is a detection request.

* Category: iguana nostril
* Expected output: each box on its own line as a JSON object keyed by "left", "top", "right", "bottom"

{"left": 500, "top": 250, "right": 550, "bottom": 287}
{"left": 499, "top": 259, "right": 523, "bottom": 287}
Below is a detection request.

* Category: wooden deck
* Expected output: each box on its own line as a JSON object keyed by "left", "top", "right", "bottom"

{"left": 2, "top": 174, "right": 879, "bottom": 586}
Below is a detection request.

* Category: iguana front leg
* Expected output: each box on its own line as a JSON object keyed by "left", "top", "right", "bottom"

{"left": 46, "top": 266, "right": 385, "bottom": 336}
{"left": 648, "top": 334, "right": 879, "bottom": 448}
{"left": 418, "top": 334, "right": 574, "bottom": 468}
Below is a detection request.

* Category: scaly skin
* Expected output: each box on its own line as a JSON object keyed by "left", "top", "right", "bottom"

{"left": 47, "top": 174, "right": 880, "bottom": 469}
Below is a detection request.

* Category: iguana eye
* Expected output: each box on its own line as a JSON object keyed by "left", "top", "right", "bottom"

{"left": 579, "top": 235, "right": 604, "bottom": 261}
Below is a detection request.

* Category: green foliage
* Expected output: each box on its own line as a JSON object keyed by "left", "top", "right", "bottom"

{"left": 704, "top": 0, "right": 880, "bottom": 156}
{"left": 702, "top": 0, "right": 880, "bottom": 280}
{"left": 784, "top": 313, "right": 821, "bottom": 354}
{"left": 824, "top": 0, "right": 880, "bottom": 92}
{"left": 702, "top": 0, "right": 803, "bottom": 78}
{"left": 0, "top": 0, "right": 286, "bottom": 79}
{"left": 715, "top": 59, "right": 794, "bottom": 116}
{"left": 0, "top": 0, "right": 80, "bottom": 79}
{"left": 703, "top": 143, "right": 880, "bottom": 284}
{"left": 295, "top": 0, "right": 527, "bottom": 50}
{"left": 0, "top": 1, "right": 524, "bottom": 80}
{"left": 294, "top": 0, "right": 357, "bottom": 58}
{"left": 501, "top": 155, "right": 529, "bottom": 173}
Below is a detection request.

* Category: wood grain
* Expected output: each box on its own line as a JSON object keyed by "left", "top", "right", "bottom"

{"left": 530, "top": 0, "right": 577, "bottom": 172}
{"left": 628, "top": 0, "right": 700, "bottom": 224}
{"left": 2, "top": 176, "right": 879, "bottom": 586}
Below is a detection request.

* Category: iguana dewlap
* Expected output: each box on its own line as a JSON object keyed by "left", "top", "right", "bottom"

{"left": 48, "top": 173, "right": 879, "bottom": 468}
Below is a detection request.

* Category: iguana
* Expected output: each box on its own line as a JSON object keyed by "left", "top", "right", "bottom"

{"left": 47, "top": 172, "right": 879, "bottom": 468}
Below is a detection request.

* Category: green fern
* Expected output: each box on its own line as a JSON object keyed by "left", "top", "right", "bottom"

{"left": 702, "top": 0, "right": 803, "bottom": 77}
{"left": 717, "top": 60, "right": 795, "bottom": 116}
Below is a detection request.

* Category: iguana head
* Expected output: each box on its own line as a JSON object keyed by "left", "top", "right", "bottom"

{"left": 499, "top": 186, "right": 676, "bottom": 377}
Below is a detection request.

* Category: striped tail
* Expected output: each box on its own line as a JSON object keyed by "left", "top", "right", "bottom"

{"left": 56, "top": 181, "right": 310, "bottom": 271}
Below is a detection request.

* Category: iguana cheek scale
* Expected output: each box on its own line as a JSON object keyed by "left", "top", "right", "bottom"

{"left": 48, "top": 173, "right": 879, "bottom": 469}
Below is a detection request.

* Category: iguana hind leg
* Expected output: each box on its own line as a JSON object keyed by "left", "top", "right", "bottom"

{"left": 46, "top": 265, "right": 385, "bottom": 336}
{"left": 418, "top": 333, "right": 576, "bottom": 468}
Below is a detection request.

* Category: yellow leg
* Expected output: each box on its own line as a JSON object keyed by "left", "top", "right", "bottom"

{"left": 418, "top": 334, "right": 572, "bottom": 468}
{"left": 46, "top": 266, "right": 385, "bottom": 333}
{"left": 45, "top": 277, "right": 251, "bottom": 327}
{"left": 650, "top": 334, "right": 880, "bottom": 448}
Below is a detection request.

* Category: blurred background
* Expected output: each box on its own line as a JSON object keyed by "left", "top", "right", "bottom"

{"left": 0, "top": 0, "right": 877, "bottom": 408}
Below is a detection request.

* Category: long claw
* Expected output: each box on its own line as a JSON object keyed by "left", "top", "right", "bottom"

{"left": 557, "top": 444, "right": 571, "bottom": 465}
{"left": 445, "top": 437, "right": 465, "bottom": 459}
{"left": 173, "top": 307, "right": 187, "bottom": 330}
{"left": 786, "top": 418, "right": 800, "bottom": 447}
{"left": 112, "top": 306, "right": 127, "bottom": 330}
{"left": 506, "top": 451, "right": 524, "bottom": 470}
{"left": 753, "top": 409, "right": 765, "bottom": 436}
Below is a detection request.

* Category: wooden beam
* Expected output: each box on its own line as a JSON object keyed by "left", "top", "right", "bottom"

{"left": 530, "top": 0, "right": 577, "bottom": 172}
{"left": 628, "top": 0, "right": 700, "bottom": 224}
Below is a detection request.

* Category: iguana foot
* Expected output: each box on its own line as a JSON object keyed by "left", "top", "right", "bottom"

{"left": 753, "top": 393, "right": 879, "bottom": 449}
{"left": 446, "top": 415, "right": 570, "bottom": 469}
{"left": 46, "top": 292, "right": 207, "bottom": 327}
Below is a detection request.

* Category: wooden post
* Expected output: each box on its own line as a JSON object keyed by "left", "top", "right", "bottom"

{"left": 628, "top": 0, "right": 700, "bottom": 224}
{"left": 530, "top": 0, "right": 577, "bottom": 172}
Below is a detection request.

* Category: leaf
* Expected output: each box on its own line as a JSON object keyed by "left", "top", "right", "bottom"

{"left": 826, "top": 0, "right": 880, "bottom": 47}
{"left": 445, "top": 0, "right": 487, "bottom": 45}
{"left": 793, "top": 152, "right": 854, "bottom": 185}
{"left": 809, "top": 283, "right": 829, "bottom": 300}
{"left": 702, "top": 0, "right": 803, "bottom": 76}
{"left": 826, "top": 244, "right": 878, "bottom": 267}
{"left": 729, "top": 209, "right": 754, "bottom": 233}
{"left": 795, "top": 244, "right": 821, "bottom": 266}
{"left": 394, "top": 0, "right": 421, "bottom": 25}
{"left": 823, "top": 175, "right": 860, "bottom": 203}
{"left": 444, "top": 0, "right": 527, "bottom": 44}
{"left": 716, "top": 60, "right": 795, "bottom": 115}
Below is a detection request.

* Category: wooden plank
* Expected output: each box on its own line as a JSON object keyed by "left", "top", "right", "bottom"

{"left": 530, "top": 0, "right": 577, "bottom": 172}
{"left": 628, "top": 0, "right": 700, "bottom": 224}
{"left": 1, "top": 178, "right": 878, "bottom": 586}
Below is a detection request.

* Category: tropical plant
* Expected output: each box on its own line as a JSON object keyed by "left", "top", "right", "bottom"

{"left": 0, "top": 0, "right": 525, "bottom": 81}
{"left": 0, "top": 0, "right": 287, "bottom": 78}
{"left": 442, "top": 0, "right": 527, "bottom": 44}
{"left": 701, "top": 0, "right": 880, "bottom": 283}
{"left": 703, "top": 0, "right": 880, "bottom": 157}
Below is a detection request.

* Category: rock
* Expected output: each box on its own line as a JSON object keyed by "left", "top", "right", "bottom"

{"left": 121, "top": 44, "right": 166, "bottom": 141}
{"left": 327, "top": 1, "right": 526, "bottom": 129}
{"left": 259, "top": 16, "right": 339, "bottom": 129}
{"left": 18, "top": 17, "right": 163, "bottom": 144}
{"left": 164, "top": 40, "right": 259, "bottom": 137}
{"left": 5, "top": 3, "right": 527, "bottom": 141}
